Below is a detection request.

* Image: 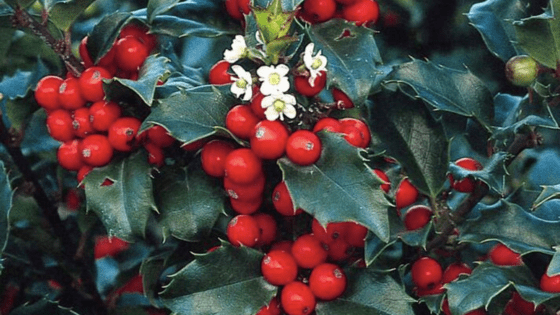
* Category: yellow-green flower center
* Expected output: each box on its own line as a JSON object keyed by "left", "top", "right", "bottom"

{"left": 311, "top": 59, "right": 322, "bottom": 70}
{"left": 269, "top": 73, "right": 281, "bottom": 85}
{"left": 236, "top": 79, "right": 247, "bottom": 89}
{"left": 273, "top": 99, "right": 285, "bottom": 112}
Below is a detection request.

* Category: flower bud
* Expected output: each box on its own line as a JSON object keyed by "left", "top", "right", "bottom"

{"left": 505, "top": 55, "right": 538, "bottom": 87}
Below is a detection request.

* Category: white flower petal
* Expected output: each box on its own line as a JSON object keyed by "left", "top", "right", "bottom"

{"left": 283, "top": 104, "right": 297, "bottom": 119}
{"left": 231, "top": 65, "right": 245, "bottom": 77}
{"left": 276, "top": 64, "right": 290, "bottom": 76}
{"left": 281, "top": 93, "right": 296, "bottom": 105}
{"left": 241, "top": 87, "right": 253, "bottom": 101}
{"left": 257, "top": 66, "right": 273, "bottom": 80}
{"left": 261, "top": 95, "right": 275, "bottom": 108}
{"left": 264, "top": 106, "right": 280, "bottom": 121}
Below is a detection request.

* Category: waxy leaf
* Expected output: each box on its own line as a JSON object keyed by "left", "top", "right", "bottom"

{"left": 84, "top": 151, "right": 157, "bottom": 242}
{"left": 150, "top": 15, "right": 238, "bottom": 38}
{"left": 147, "top": 0, "right": 180, "bottom": 23}
{"left": 316, "top": 268, "right": 415, "bottom": 315}
{"left": 156, "top": 163, "right": 226, "bottom": 242}
{"left": 459, "top": 200, "right": 560, "bottom": 255}
{"left": 466, "top": 0, "right": 527, "bottom": 61}
{"left": 10, "top": 298, "right": 80, "bottom": 315}
{"left": 48, "top": 0, "right": 96, "bottom": 31}
{"left": 532, "top": 183, "right": 560, "bottom": 209}
{"left": 446, "top": 263, "right": 537, "bottom": 315}
{"left": 161, "top": 243, "right": 277, "bottom": 315}
{"left": 87, "top": 12, "right": 134, "bottom": 64}
{"left": 0, "top": 161, "right": 12, "bottom": 271}
{"left": 141, "top": 85, "right": 236, "bottom": 145}
{"left": 546, "top": 247, "right": 560, "bottom": 276}
{"left": 514, "top": 0, "right": 560, "bottom": 69}
{"left": 278, "top": 132, "right": 392, "bottom": 242}
{"left": 106, "top": 55, "right": 171, "bottom": 106}
{"left": 368, "top": 92, "right": 449, "bottom": 198}
{"left": 307, "top": 20, "right": 382, "bottom": 107}
{"left": 448, "top": 152, "right": 508, "bottom": 195}
{"left": 384, "top": 59, "right": 494, "bottom": 129}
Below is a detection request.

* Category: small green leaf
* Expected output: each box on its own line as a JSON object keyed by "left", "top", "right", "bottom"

{"left": 156, "top": 162, "right": 226, "bottom": 242}
{"left": 141, "top": 85, "right": 236, "bottom": 145}
{"left": 106, "top": 55, "right": 170, "bottom": 106}
{"left": 48, "top": 0, "right": 96, "bottom": 31}
{"left": 278, "top": 132, "right": 392, "bottom": 242}
{"left": 84, "top": 151, "right": 157, "bottom": 242}
{"left": 307, "top": 20, "right": 382, "bottom": 107}
{"left": 161, "top": 243, "right": 277, "bottom": 315}
{"left": 368, "top": 91, "right": 449, "bottom": 198}
{"left": 459, "top": 200, "right": 560, "bottom": 255}
{"left": 87, "top": 12, "right": 134, "bottom": 64}
{"left": 253, "top": 0, "right": 295, "bottom": 44}
{"left": 514, "top": 1, "right": 560, "bottom": 69}
{"left": 384, "top": 59, "right": 494, "bottom": 129}
{"left": 445, "top": 263, "right": 537, "bottom": 315}
{"left": 532, "top": 183, "right": 560, "bottom": 209}
{"left": 316, "top": 268, "right": 415, "bottom": 315}
{"left": 0, "top": 161, "right": 13, "bottom": 270}
{"left": 147, "top": 0, "right": 179, "bottom": 23}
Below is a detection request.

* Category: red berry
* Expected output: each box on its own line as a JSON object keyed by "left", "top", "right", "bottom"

{"left": 108, "top": 117, "right": 142, "bottom": 151}
{"left": 94, "top": 236, "right": 129, "bottom": 259}
{"left": 281, "top": 282, "right": 316, "bottom": 315}
{"left": 293, "top": 72, "right": 327, "bottom": 97}
{"left": 404, "top": 205, "right": 432, "bottom": 231}
{"left": 226, "top": 105, "right": 261, "bottom": 140}
{"left": 250, "top": 90, "right": 267, "bottom": 119}
{"left": 225, "top": 0, "right": 243, "bottom": 20}
{"left": 411, "top": 257, "right": 443, "bottom": 290}
{"left": 261, "top": 250, "right": 298, "bottom": 286}
{"left": 224, "top": 148, "right": 263, "bottom": 184}
{"left": 291, "top": 234, "right": 328, "bottom": 269}
{"left": 77, "top": 165, "right": 93, "bottom": 184}
{"left": 341, "top": 0, "right": 380, "bottom": 26}
{"left": 72, "top": 107, "right": 94, "bottom": 138}
{"left": 57, "top": 139, "right": 84, "bottom": 171}
{"left": 415, "top": 282, "right": 445, "bottom": 297}
{"left": 181, "top": 138, "right": 208, "bottom": 152}
{"left": 209, "top": 60, "right": 233, "bottom": 85}
{"left": 313, "top": 117, "right": 342, "bottom": 133}
{"left": 80, "top": 134, "right": 114, "bottom": 167}
{"left": 227, "top": 214, "right": 260, "bottom": 247}
{"left": 78, "top": 66, "right": 112, "bottom": 102}
{"left": 270, "top": 240, "right": 293, "bottom": 253}
{"left": 302, "top": 0, "right": 336, "bottom": 23}
{"left": 147, "top": 125, "right": 175, "bottom": 148}
{"left": 332, "top": 88, "right": 354, "bottom": 109}
{"left": 309, "top": 263, "right": 347, "bottom": 300}
{"left": 343, "top": 222, "right": 368, "bottom": 247}
{"left": 374, "top": 169, "right": 390, "bottom": 193}
{"left": 311, "top": 219, "right": 348, "bottom": 245}
{"left": 35, "top": 75, "right": 63, "bottom": 111}
{"left": 79, "top": 37, "right": 94, "bottom": 68}
{"left": 229, "top": 197, "right": 262, "bottom": 215}
{"left": 59, "top": 77, "right": 86, "bottom": 110}
{"left": 119, "top": 24, "right": 157, "bottom": 52}
{"left": 449, "top": 157, "right": 484, "bottom": 193}
{"left": 541, "top": 272, "right": 560, "bottom": 293}
{"left": 395, "top": 178, "right": 419, "bottom": 209}
{"left": 254, "top": 213, "right": 277, "bottom": 246}
{"left": 256, "top": 297, "right": 281, "bottom": 315}
{"left": 64, "top": 189, "right": 81, "bottom": 211}
{"left": 115, "top": 36, "right": 149, "bottom": 71}
{"left": 272, "top": 181, "right": 301, "bottom": 216}
{"left": 489, "top": 243, "right": 523, "bottom": 266}
{"left": 326, "top": 238, "right": 352, "bottom": 261}
{"left": 201, "top": 139, "right": 235, "bottom": 177}
{"left": 250, "top": 120, "right": 290, "bottom": 160}
{"left": 46, "top": 109, "right": 75, "bottom": 142}
{"left": 339, "top": 118, "right": 370, "bottom": 148}
{"left": 144, "top": 142, "right": 165, "bottom": 167}
{"left": 286, "top": 130, "right": 322, "bottom": 166}
{"left": 442, "top": 262, "right": 472, "bottom": 284}
{"left": 224, "top": 173, "right": 265, "bottom": 202}
{"left": 504, "top": 292, "right": 539, "bottom": 315}
{"left": 89, "top": 100, "right": 122, "bottom": 132}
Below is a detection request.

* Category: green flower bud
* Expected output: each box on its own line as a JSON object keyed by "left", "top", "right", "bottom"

{"left": 505, "top": 55, "right": 538, "bottom": 87}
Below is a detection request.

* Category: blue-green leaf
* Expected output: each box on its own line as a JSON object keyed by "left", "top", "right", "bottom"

{"left": 147, "top": 0, "right": 180, "bottom": 23}
{"left": 0, "top": 161, "right": 12, "bottom": 272}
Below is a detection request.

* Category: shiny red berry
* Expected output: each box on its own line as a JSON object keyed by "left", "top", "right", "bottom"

{"left": 115, "top": 36, "right": 149, "bottom": 71}
{"left": 227, "top": 214, "right": 260, "bottom": 247}
{"left": 285, "top": 130, "right": 322, "bottom": 166}
{"left": 72, "top": 107, "right": 94, "bottom": 138}
{"left": 449, "top": 157, "right": 483, "bottom": 193}
{"left": 302, "top": 0, "right": 336, "bottom": 23}
{"left": 309, "top": 263, "right": 347, "bottom": 301}
{"left": 224, "top": 148, "right": 263, "bottom": 184}
{"left": 332, "top": 88, "right": 354, "bottom": 109}
{"left": 35, "top": 75, "right": 63, "bottom": 111}
{"left": 226, "top": 105, "right": 261, "bottom": 140}
{"left": 281, "top": 282, "right": 316, "bottom": 315}
{"left": 250, "top": 90, "right": 267, "bottom": 119}
{"left": 201, "top": 139, "right": 235, "bottom": 177}
{"left": 339, "top": 118, "right": 370, "bottom": 148}
{"left": 144, "top": 142, "right": 165, "bottom": 167}
{"left": 250, "top": 120, "right": 290, "bottom": 160}
{"left": 57, "top": 139, "right": 84, "bottom": 171}
{"left": 119, "top": 24, "right": 157, "bottom": 52}
{"left": 291, "top": 234, "right": 328, "bottom": 269}
{"left": 341, "top": 0, "right": 380, "bottom": 26}
{"left": 404, "top": 205, "right": 433, "bottom": 231}
{"left": 46, "top": 109, "right": 75, "bottom": 142}
{"left": 80, "top": 134, "right": 114, "bottom": 167}
{"left": 147, "top": 125, "right": 175, "bottom": 148}
{"left": 343, "top": 222, "right": 368, "bottom": 247}
{"left": 254, "top": 213, "right": 277, "bottom": 246}
{"left": 224, "top": 173, "right": 265, "bottom": 202}
{"left": 395, "top": 178, "right": 419, "bottom": 209}
{"left": 229, "top": 197, "right": 262, "bottom": 215}
{"left": 261, "top": 250, "right": 298, "bottom": 286}
{"left": 108, "top": 117, "right": 142, "bottom": 151}
{"left": 272, "top": 181, "right": 301, "bottom": 216}
{"left": 411, "top": 257, "right": 443, "bottom": 290}
{"left": 256, "top": 297, "right": 281, "bottom": 315}
{"left": 489, "top": 243, "right": 523, "bottom": 266}
{"left": 442, "top": 262, "right": 472, "bottom": 284}
{"left": 293, "top": 72, "right": 327, "bottom": 97}
{"left": 59, "top": 77, "right": 86, "bottom": 110}
{"left": 209, "top": 60, "right": 233, "bottom": 85}
{"left": 313, "top": 117, "right": 342, "bottom": 133}
{"left": 311, "top": 219, "right": 347, "bottom": 245}
{"left": 374, "top": 169, "right": 390, "bottom": 193}
{"left": 94, "top": 236, "right": 129, "bottom": 259}
{"left": 89, "top": 100, "right": 122, "bottom": 132}
{"left": 78, "top": 66, "right": 112, "bottom": 102}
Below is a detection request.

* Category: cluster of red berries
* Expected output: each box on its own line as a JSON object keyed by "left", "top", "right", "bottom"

{"left": 34, "top": 24, "right": 175, "bottom": 184}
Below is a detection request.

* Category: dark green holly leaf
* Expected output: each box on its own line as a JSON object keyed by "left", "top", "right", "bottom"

{"left": 445, "top": 263, "right": 537, "bottom": 315}
{"left": 466, "top": 0, "right": 527, "bottom": 62}
{"left": 150, "top": 15, "right": 238, "bottom": 38}
{"left": 384, "top": 59, "right": 494, "bottom": 129}
{"left": 306, "top": 20, "right": 382, "bottom": 107}
{"left": 278, "top": 132, "right": 392, "bottom": 242}
{"left": 316, "top": 268, "right": 415, "bottom": 315}
{"left": 156, "top": 162, "right": 226, "bottom": 242}
{"left": 160, "top": 243, "right": 277, "bottom": 315}
{"left": 87, "top": 12, "right": 134, "bottom": 64}
{"left": 514, "top": 284, "right": 560, "bottom": 311}
{"left": 545, "top": 247, "right": 560, "bottom": 276}
{"left": 147, "top": 0, "right": 179, "bottom": 23}
{"left": 106, "top": 55, "right": 170, "bottom": 106}
{"left": 10, "top": 298, "right": 80, "bottom": 315}
{"left": 253, "top": 0, "right": 304, "bottom": 12}
{"left": 532, "top": 184, "right": 560, "bottom": 209}
{"left": 459, "top": 200, "right": 560, "bottom": 255}
{"left": 448, "top": 152, "right": 508, "bottom": 195}
{"left": 140, "top": 248, "right": 175, "bottom": 306}
{"left": 368, "top": 91, "right": 449, "bottom": 198}
{"left": 48, "top": 0, "right": 96, "bottom": 31}
{"left": 419, "top": 293, "right": 446, "bottom": 315}
{"left": 5, "top": 88, "right": 39, "bottom": 132}
{"left": 141, "top": 85, "right": 236, "bottom": 145}
{"left": 84, "top": 151, "right": 157, "bottom": 242}
{"left": 0, "top": 161, "right": 12, "bottom": 272}
{"left": 514, "top": 1, "right": 560, "bottom": 69}
{"left": 253, "top": 0, "right": 294, "bottom": 44}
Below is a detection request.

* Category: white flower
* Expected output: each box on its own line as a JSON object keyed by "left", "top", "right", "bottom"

{"left": 224, "top": 35, "right": 248, "bottom": 63}
{"left": 230, "top": 65, "right": 253, "bottom": 101}
{"left": 261, "top": 93, "right": 297, "bottom": 121}
{"left": 303, "top": 43, "right": 327, "bottom": 87}
{"left": 257, "top": 64, "right": 290, "bottom": 95}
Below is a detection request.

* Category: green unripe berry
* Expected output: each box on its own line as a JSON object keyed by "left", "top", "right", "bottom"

{"left": 505, "top": 55, "right": 538, "bottom": 87}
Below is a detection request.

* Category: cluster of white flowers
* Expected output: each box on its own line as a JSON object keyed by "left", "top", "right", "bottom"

{"left": 222, "top": 35, "right": 328, "bottom": 122}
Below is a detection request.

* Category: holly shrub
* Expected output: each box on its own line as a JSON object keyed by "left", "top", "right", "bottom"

{"left": 2, "top": 0, "right": 560, "bottom": 314}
